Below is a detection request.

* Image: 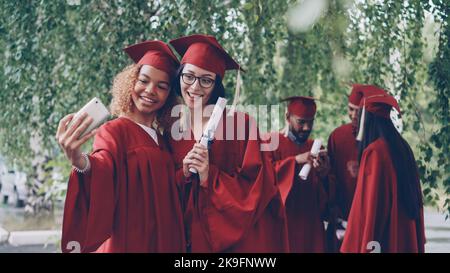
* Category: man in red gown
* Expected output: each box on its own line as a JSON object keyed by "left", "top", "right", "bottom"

{"left": 341, "top": 93, "right": 426, "bottom": 253}
{"left": 265, "top": 96, "right": 330, "bottom": 253}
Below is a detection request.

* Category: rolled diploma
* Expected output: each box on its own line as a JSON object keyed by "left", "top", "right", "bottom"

{"left": 189, "top": 97, "right": 228, "bottom": 173}
{"left": 299, "top": 138, "right": 322, "bottom": 180}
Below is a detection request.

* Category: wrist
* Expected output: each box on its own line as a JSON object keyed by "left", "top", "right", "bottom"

{"left": 199, "top": 168, "right": 209, "bottom": 187}
{"left": 183, "top": 167, "right": 192, "bottom": 178}
{"left": 72, "top": 154, "right": 85, "bottom": 169}
{"left": 295, "top": 155, "right": 307, "bottom": 165}
{"left": 73, "top": 153, "right": 91, "bottom": 173}
{"left": 199, "top": 175, "right": 208, "bottom": 187}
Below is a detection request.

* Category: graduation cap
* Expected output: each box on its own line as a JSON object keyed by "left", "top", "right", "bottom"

{"left": 170, "top": 34, "right": 243, "bottom": 79}
{"left": 348, "top": 84, "right": 388, "bottom": 107}
{"left": 281, "top": 96, "right": 317, "bottom": 119}
{"left": 356, "top": 93, "right": 402, "bottom": 141}
{"left": 123, "top": 40, "right": 179, "bottom": 78}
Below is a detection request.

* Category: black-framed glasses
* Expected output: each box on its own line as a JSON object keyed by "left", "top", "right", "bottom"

{"left": 181, "top": 73, "right": 215, "bottom": 88}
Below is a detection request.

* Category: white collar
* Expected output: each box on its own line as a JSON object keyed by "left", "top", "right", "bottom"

{"left": 136, "top": 122, "right": 158, "bottom": 145}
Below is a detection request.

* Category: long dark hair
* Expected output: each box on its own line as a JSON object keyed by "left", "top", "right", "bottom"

{"left": 357, "top": 110, "right": 423, "bottom": 220}
{"left": 172, "top": 64, "right": 225, "bottom": 105}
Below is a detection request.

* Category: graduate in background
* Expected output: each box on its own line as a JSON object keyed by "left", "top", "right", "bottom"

{"left": 326, "top": 84, "right": 387, "bottom": 251}
{"left": 57, "top": 40, "right": 185, "bottom": 253}
{"left": 168, "top": 34, "right": 288, "bottom": 253}
{"left": 341, "top": 93, "right": 426, "bottom": 253}
{"left": 265, "top": 96, "right": 330, "bottom": 253}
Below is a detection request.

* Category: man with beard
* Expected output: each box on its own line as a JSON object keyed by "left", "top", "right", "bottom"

{"left": 265, "top": 96, "right": 330, "bottom": 252}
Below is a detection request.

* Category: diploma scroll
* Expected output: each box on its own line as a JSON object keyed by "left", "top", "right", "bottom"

{"left": 189, "top": 97, "right": 228, "bottom": 174}
{"left": 299, "top": 138, "right": 322, "bottom": 180}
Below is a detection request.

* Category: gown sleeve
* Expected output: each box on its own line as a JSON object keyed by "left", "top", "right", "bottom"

{"left": 269, "top": 154, "right": 297, "bottom": 205}
{"left": 61, "top": 123, "right": 122, "bottom": 253}
{"left": 326, "top": 130, "right": 346, "bottom": 220}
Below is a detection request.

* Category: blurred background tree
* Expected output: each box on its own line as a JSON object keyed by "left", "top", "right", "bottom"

{"left": 0, "top": 0, "right": 448, "bottom": 216}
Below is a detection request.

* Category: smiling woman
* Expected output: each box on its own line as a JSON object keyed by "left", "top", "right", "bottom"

{"left": 167, "top": 34, "right": 288, "bottom": 253}
{"left": 171, "top": 63, "right": 226, "bottom": 111}
{"left": 110, "top": 65, "right": 178, "bottom": 134}
{"left": 57, "top": 40, "right": 186, "bottom": 253}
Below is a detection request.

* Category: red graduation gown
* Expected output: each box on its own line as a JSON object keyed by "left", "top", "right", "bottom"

{"left": 169, "top": 111, "right": 288, "bottom": 253}
{"left": 266, "top": 132, "right": 327, "bottom": 253}
{"left": 341, "top": 138, "right": 426, "bottom": 253}
{"left": 327, "top": 123, "right": 359, "bottom": 220}
{"left": 61, "top": 117, "right": 185, "bottom": 253}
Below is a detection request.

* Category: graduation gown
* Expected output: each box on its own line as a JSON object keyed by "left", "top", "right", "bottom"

{"left": 340, "top": 138, "right": 426, "bottom": 253}
{"left": 61, "top": 117, "right": 185, "bottom": 253}
{"left": 266, "top": 132, "right": 327, "bottom": 253}
{"left": 327, "top": 123, "right": 359, "bottom": 220}
{"left": 169, "top": 111, "right": 288, "bottom": 253}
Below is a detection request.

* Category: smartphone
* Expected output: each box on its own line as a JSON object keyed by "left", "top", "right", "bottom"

{"left": 68, "top": 97, "right": 110, "bottom": 138}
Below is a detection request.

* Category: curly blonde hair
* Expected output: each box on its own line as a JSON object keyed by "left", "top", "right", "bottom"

{"left": 109, "top": 64, "right": 179, "bottom": 134}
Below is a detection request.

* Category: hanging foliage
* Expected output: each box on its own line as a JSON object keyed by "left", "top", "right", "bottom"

{"left": 0, "top": 0, "right": 448, "bottom": 216}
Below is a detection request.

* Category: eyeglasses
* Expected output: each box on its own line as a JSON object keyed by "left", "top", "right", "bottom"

{"left": 181, "top": 73, "right": 215, "bottom": 88}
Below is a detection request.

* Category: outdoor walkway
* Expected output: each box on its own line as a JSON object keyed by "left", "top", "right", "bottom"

{"left": 0, "top": 206, "right": 448, "bottom": 253}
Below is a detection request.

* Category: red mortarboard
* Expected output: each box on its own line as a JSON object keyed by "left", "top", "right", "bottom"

{"left": 356, "top": 93, "right": 401, "bottom": 141}
{"left": 348, "top": 84, "right": 388, "bottom": 106}
{"left": 124, "top": 40, "right": 179, "bottom": 78}
{"left": 361, "top": 94, "right": 401, "bottom": 118}
{"left": 169, "top": 34, "right": 242, "bottom": 79}
{"left": 281, "top": 96, "right": 317, "bottom": 119}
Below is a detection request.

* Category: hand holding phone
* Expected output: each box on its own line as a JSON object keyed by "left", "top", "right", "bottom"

{"left": 56, "top": 97, "right": 110, "bottom": 169}
{"left": 68, "top": 97, "right": 110, "bottom": 138}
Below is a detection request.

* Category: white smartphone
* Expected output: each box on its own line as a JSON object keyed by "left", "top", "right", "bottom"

{"left": 69, "top": 97, "right": 110, "bottom": 138}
